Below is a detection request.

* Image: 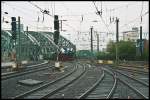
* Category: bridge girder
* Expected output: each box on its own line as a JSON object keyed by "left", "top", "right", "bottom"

{"left": 1, "top": 30, "right": 76, "bottom": 61}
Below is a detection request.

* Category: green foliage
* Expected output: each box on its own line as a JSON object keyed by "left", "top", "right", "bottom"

{"left": 118, "top": 41, "right": 136, "bottom": 60}
{"left": 135, "top": 49, "right": 149, "bottom": 61}
{"left": 96, "top": 52, "right": 114, "bottom": 60}
{"left": 106, "top": 40, "right": 149, "bottom": 61}
{"left": 106, "top": 40, "right": 136, "bottom": 60}
{"left": 107, "top": 42, "right": 116, "bottom": 53}
{"left": 143, "top": 49, "right": 149, "bottom": 60}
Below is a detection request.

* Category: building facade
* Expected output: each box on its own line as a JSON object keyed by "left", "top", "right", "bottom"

{"left": 122, "top": 27, "right": 139, "bottom": 42}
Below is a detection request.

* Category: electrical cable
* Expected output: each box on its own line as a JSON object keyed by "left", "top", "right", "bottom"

{"left": 140, "top": 1, "right": 144, "bottom": 24}
{"left": 2, "top": 2, "right": 40, "bottom": 24}
{"left": 29, "top": 1, "right": 54, "bottom": 17}
{"left": 93, "top": 1, "right": 112, "bottom": 33}
{"left": 120, "top": 11, "right": 149, "bottom": 29}
{"left": 3, "top": 2, "right": 37, "bottom": 16}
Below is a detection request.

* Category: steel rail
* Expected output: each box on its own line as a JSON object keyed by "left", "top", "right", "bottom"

{"left": 42, "top": 64, "right": 86, "bottom": 99}
{"left": 2, "top": 64, "right": 50, "bottom": 80}
{"left": 115, "top": 67, "right": 149, "bottom": 75}
{"left": 117, "top": 78, "right": 148, "bottom": 99}
{"left": 1, "top": 62, "right": 48, "bottom": 76}
{"left": 13, "top": 63, "right": 78, "bottom": 99}
{"left": 77, "top": 70, "right": 105, "bottom": 99}
{"left": 107, "top": 67, "right": 148, "bottom": 99}
{"left": 78, "top": 67, "right": 117, "bottom": 99}
{"left": 105, "top": 70, "right": 117, "bottom": 99}
{"left": 116, "top": 66, "right": 148, "bottom": 73}
{"left": 115, "top": 70, "right": 149, "bottom": 86}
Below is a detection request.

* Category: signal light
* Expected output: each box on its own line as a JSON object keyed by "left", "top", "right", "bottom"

{"left": 11, "top": 17, "right": 17, "bottom": 39}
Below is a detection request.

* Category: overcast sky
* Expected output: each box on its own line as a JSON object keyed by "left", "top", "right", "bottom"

{"left": 1, "top": 1, "right": 149, "bottom": 50}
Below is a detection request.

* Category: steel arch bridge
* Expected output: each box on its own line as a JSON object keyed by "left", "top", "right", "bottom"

{"left": 1, "top": 30, "right": 76, "bottom": 61}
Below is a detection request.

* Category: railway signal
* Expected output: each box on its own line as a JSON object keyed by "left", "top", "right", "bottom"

{"left": 97, "top": 33, "right": 99, "bottom": 52}
{"left": 54, "top": 15, "right": 59, "bottom": 45}
{"left": 90, "top": 26, "right": 93, "bottom": 53}
{"left": 11, "top": 16, "right": 22, "bottom": 71}
{"left": 140, "top": 26, "right": 143, "bottom": 56}
{"left": 54, "top": 15, "right": 62, "bottom": 70}
{"left": 11, "top": 17, "right": 17, "bottom": 40}
{"left": 115, "top": 17, "right": 119, "bottom": 65}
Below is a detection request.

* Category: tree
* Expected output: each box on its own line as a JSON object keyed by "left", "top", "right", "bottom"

{"left": 118, "top": 41, "right": 136, "bottom": 60}
{"left": 106, "top": 41, "right": 116, "bottom": 59}
{"left": 107, "top": 41, "right": 136, "bottom": 60}
{"left": 136, "top": 48, "right": 149, "bottom": 61}
{"left": 96, "top": 51, "right": 114, "bottom": 60}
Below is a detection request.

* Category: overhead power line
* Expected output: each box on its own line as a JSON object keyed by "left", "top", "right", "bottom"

{"left": 140, "top": 1, "right": 144, "bottom": 24}
{"left": 29, "top": 1, "right": 54, "bottom": 18}
{"left": 93, "top": 1, "right": 112, "bottom": 33}
{"left": 29, "top": 1, "right": 77, "bottom": 32}
{"left": 120, "top": 11, "right": 149, "bottom": 29}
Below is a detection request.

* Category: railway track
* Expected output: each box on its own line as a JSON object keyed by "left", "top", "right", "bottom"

{"left": 108, "top": 67, "right": 149, "bottom": 99}
{"left": 1, "top": 62, "right": 50, "bottom": 80}
{"left": 112, "top": 78, "right": 146, "bottom": 99}
{"left": 47, "top": 64, "right": 102, "bottom": 99}
{"left": 115, "top": 69, "right": 149, "bottom": 85}
{"left": 115, "top": 78, "right": 148, "bottom": 99}
{"left": 1, "top": 61, "right": 48, "bottom": 73}
{"left": 114, "top": 68, "right": 149, "bottom": 84}
{"left": 2, "top": 62, "right": 75, "bottom": 99}
{"left": 116, "top": 65, "right": 148, "bottom": 73}
{"left": 2, "top": 61, "right": 49, "bottom": 74}
{"left": 12, "top": 63, "right": 85, "bottom": 99}
{"left": 115, "top": 67, "right": 148, "bottom": 75}
{"left": 119, "top": 63, "right": 148, "bottom": 69}
{"left": 77, "top": 67, "right": 117, "bottom": 99}
{"left": 2, "top": 62, "right": 149, "bottom": 99}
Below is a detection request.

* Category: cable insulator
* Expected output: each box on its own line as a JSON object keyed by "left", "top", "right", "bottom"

{"left": 112, "top": 17, "right": 114, "bottom": 22}
{"left": 42, "top": 13, "right": 44, "bottom": 22}
{"left": 100, "top": 11, "right": 102, "bottom": 16}
{"left": 110, "top": 16, "right": 111, "bottom": 23}
{"left": 96, "top": 11, "right": 101, "bottom": 16}
{"left": 141, "top": 16, "right": 142, "bottom": 23}
{"left": 4, "top": 12, "right": 8, "bottom": 14}
{"left": 3, "top": 17, "right": 4, "bottom": 22}
{"left": 37, "top": 16, "right": 40, "bottom": 22}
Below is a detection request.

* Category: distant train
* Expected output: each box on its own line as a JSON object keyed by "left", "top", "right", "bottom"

{"left": 58, "top": 53, "right": 74, "bottom": 61}
{"left": 76, "top": 50, "right": 95, "bottom": 59}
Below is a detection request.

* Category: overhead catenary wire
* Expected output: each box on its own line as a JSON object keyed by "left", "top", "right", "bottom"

{"left": 100, "top": 1, "right": 102, "bottom": 16}
{"left": 51, "top": 2, "right": 53, "bottom": 16}
{"left": 54, "top": 1, "right": 55, "bottom": 15}
{"left": 3, "top": 2, "right": 37, "bottom": 14}
{"left": 29, "top": 1, "right": 54, "bottom": 18}
{"left": 2, "top": 10, "right": 44, "bottom": 24}
{"left": 29, "top": 1, "right": 78, "bottom": 33}
{"left": 3, "top": 1, "right": 148, "bottom": 37}
{"left": 61, "top": 2, "right": 72, "bottom": 16}
{"left": 108, "top": 2, "right": 136, "bottom": 13}
{"left": 3, "top": 2, "right": 33, "bottom": 17}
{"left": 140, "top": 1, "right": 144, "bottom": 24}
{"left": 120, "top": 11, "right": 149, "bottom": 29}
{"left": 93, "top": 1, "right": 112, "bottom": 33}
{"left": 57, "top": 3, "right": 136, "bottom": 17}
{"left": 63, "top": 22, "right": 79, "bottom": 32}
